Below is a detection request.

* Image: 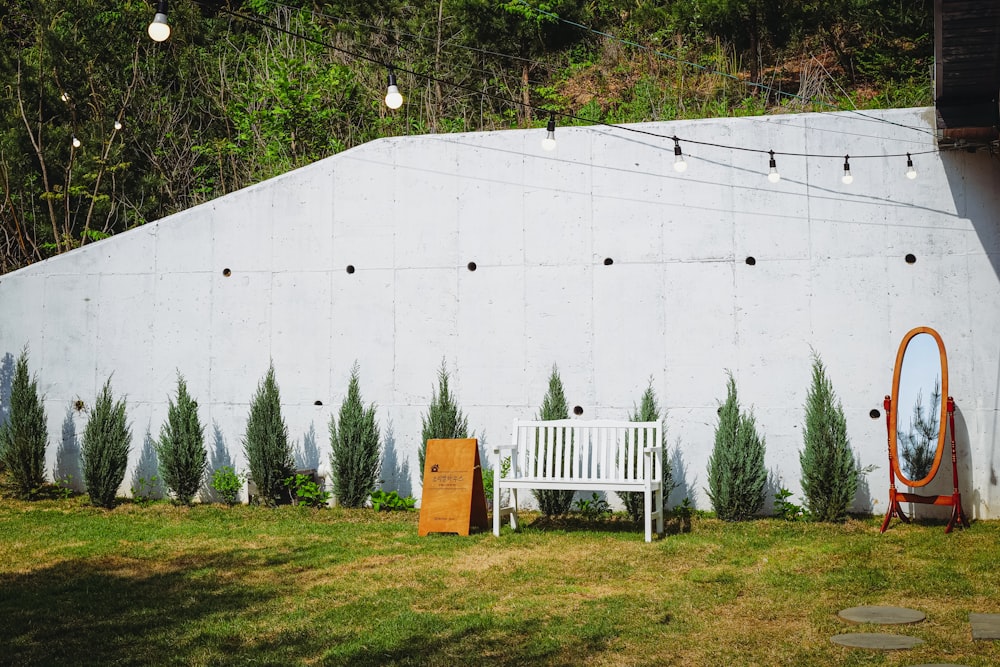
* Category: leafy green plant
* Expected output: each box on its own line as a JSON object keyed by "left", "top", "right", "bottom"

{"left": 419, "top": 360, "right": 470, "bottom": 477}
{"left": 130, "top": 476, "right": 160, "bottom": 508}
{"left": 800, "top": 354, "right": 858, "bottom": 521}
{"left": 329, "top": 363, "right": 381, "bottom": 509}
{"left": 483, "top": 455, "right": 511, "bottom": 504}
{"left": 370, "top": 489, "right": 416, "bottom": 512}
{"left": 81, "top": 378, "right": 132, "bottom": 509}
{"left": 534, "top": 364, "right": 575, "bottom": 517}
{"left": 156, "top": 374, "right": 207, "bottom": 505}
{"left": 774, "top": 488, "right": 806, "bottom": 521}
{"left": 53, "top": 474, "right": 76, "bottom": 500}
{"left": 283, "top": 473, "right": 331, "bottom": 508}
{"left": 673, "top": 496, "right": 694, "bottom": 520}
{"left": 706, "top": 373, "right": 767, "bottom": 521}
{"left": 0, "top": 349, "right": 48, "bottom": 499}
{"left": 211, "top": 466, "right": 243, "bottom": 506}
{"left": 618, "top": 381, "right": 672, "bottom": 523}
{"left": 573, "top": 492, "right": 612, "bottom": 520}
{"left": 243, "top": 364, "right": 295, "bottom": 506}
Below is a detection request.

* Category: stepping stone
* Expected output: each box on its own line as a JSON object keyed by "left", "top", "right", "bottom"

{"left": 970, "top": 613, "right": 1000, "bottom": 640}
{"left": 830, "top": 633, "right": 923, "bottom": 650}
{"left": 838, "top": 606, "right": 926, "bottom": 625}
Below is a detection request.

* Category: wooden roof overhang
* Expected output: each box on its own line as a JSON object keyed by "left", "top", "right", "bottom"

{"left": 934, "top": 0, "right": 1000, "bottom": 149}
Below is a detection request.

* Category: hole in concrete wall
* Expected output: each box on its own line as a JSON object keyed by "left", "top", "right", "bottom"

{"left": 603, "top": 257, "right": 614, "bottom": 266}
{"left": 74, "top": 400, "right": 86, "bottom": 412}
{"left": 905, "top": 253, "right": 917, "bottom": 264}
{"left": 573, "top": 405, "right": 584, "bottom": 416}
{"left": 717, "top": 407, "right": 722, "bottom": 415}
{"left": 346, "top": 265, "right": 356, "bottom": 274}
{"left": 745, "top": 256, "right": 756, "bottom": 266}
{"left": 222, "top": 268, "right": 232, "bottom": 277}
{"left": 467, "top": 261, "right": 477, "bottom": 271}
{"left": 870, "top": 409, "right": 881, "bottom": 419}
{"left": 314, "top": 400, "right": 323, "bottom": 406}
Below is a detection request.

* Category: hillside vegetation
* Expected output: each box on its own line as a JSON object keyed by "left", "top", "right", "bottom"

{"left": 0, "top": 0, "right": 932, "bottom": 273}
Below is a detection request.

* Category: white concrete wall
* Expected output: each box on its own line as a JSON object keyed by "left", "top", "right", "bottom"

{"left": 2, "top": 107, "right": 999, "bottom": 518}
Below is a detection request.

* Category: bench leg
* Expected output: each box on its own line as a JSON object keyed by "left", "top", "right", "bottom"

{"left": 644, "top": 488, "right": 653, "bottom": 542}
{"left": 656, "top": 486, "right": 664, "bottom": 537}
{"left": 493, "top": 490, "right": 501, "bottom": 537}
{"left": 510, "top": 487, "right": 519, "bottom": 532}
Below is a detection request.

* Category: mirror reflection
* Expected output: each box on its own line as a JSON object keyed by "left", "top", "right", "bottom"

{"left": 895, "top": 332, "right": 942, "bottom": 483}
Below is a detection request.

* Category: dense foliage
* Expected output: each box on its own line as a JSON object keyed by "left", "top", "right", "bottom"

{"left": 799, "top": 354, "right": 857, "bottom": 521}
{"left": 418, "top": 361, "right": 469, "bottom": 477}
{"left": 329, "top": 363, "right": 381, "bottom": 508}
{"left": 534, "top": 364, "right": 575, "bottom": 516}
{"left": 243, "top": 364, "right": 295, "bottom": 505}
{"left": 1, "top": 0, "right": 932, "bottom": 273}
{"left": 156, "top": 375, "right": 208, "bottom": 505}
{"left": 0, "top": 349, "right": 48, "bottom": 498}
{"left": 81, "top": 378, "right": 132, "bottom": 508}
{"left": 706, "top": 373, "right": 766, "bottom": 521}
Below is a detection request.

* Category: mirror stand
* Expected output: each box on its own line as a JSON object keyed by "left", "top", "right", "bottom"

{"left": 880, "top": 395, "right": 969, "bottom": 533}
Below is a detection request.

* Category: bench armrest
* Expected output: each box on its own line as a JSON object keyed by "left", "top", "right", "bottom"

{"left": 642, "top": 446, "right": 663, "bottom": 453}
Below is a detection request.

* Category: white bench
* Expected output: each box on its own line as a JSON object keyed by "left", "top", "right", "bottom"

{"left": 493, "top": 419, "right": 665, "bottom": 542}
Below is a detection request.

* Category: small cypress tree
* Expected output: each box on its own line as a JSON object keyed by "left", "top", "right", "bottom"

{"left": 243, "top": 364, "right": 294, "bottom": 506}
{"left": 706, "top": 373, "right": 767, "bottom": 521}
{"left": 800, "top": 354, "right": 858, "bottom": 521}
{"left": 618, "top": 381, "right": 672, "bottom": 522}
{"left": 898, "top": 380, "right": 941, "bottom": 482}
{"left": 0, "top": 349, "right": 48, "bottom": 498}
{"left": 418, "top": 360, "right": 469, "bottom": 476}
{"left": 81, "top": 378, "right": 132, "bottom": 509}
{"left": 329, "top": 363, "right": 381, "bottom": 508}
{"left": 534, "top": 365, "right": 575, "bottom": 516}
{"left": 156, "top": 374, "right": 207, "bottom": 505}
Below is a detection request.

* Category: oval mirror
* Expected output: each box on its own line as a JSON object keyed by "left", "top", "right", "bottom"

{"left": 890, "top": 327, "right": 948, "bottom": 487}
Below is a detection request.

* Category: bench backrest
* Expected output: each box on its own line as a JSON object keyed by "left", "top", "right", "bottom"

{"left": 510, "top": 419, "right": 662, "bottom": 482}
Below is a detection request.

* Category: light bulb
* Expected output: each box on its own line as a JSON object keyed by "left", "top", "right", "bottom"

{"left": 384, "top": 72, "right": 403, "bottom": 109}
{"left": 147, "top": 13, "right": 170, "bottom": 41}
{"left": 114, "top": 120, "right": 123, "bottom": 130}
{"left": 841, "top": 155, "right": 853, "bottom": 184}
{"left": 60, "top": 92, "right": 70, "bottom": 102}
{"left": 905, "top": 153, "right": 917, "bottom": 179}
{"left": 767, "top": 151, "right": 780, "bottom": 183}
{"left": 72, "top": 136, "right": 81, "bottom": 148}
{"left": 541, "top": 115, "right": 556, "bottom": 151}
{"left": 672, "top": 137, "right": 687, "bottom": 172}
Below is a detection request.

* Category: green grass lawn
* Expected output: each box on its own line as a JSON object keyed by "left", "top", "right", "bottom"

{"left": 1, "top": 497, "right": 998, "bottom": 666}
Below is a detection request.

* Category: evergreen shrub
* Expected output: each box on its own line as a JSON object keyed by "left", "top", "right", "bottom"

{"left": 243, "top": 364, "right": 294, "bottom": 506}
{"left": 618, "top": 381, "right": 672, "bottom": 522}
{"left": 81, "top": 378, "right": 132, "bottom": 509}
{"left": 534, "top": 365, "right": 575, "bottom": 516}
{"left": 157, "top": 374, "right": 207, "bottom": 505}
{"left": 800, "top": 354, "right": 858, "bottom": 521}
{"left": 0, "top": 349, "right": 48, "bottom": 498}
{"left": 418, "top": 360, "right": 469, "bottom": 477}
{"left": 706, "top": 373, "right": 767, "bottom": 521}
{"left": 329, "top": 363, "right": 381, "bottom": 508}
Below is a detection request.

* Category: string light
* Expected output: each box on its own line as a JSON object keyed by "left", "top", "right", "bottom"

{"left": 114, "top": 120, "right": 123, "bottom": 131}
{"left": 148, "top": 0, "right": 170, "bottom": 42}
{"left": 71, "top": 135, "right": 81, "bottom": 148}
{"left": 767, "top": 150, "right": 780, "bottom": 183}
{"left": 905, "top": 153, "right": 917, "bottom": 179}
{"left": 384, "top": 70, "right": 403, "bottom": 109}
{"left": 541, "top": 113, "right": 556, "bottom": 151}
{"left": 841, "top": 155, "right": 853, "bottom": 184}
{"left": 672, "top": 137, "right": 687, "bottom": 172}
{"left": 60, "top": 92, "right": 70, "bottom": 102}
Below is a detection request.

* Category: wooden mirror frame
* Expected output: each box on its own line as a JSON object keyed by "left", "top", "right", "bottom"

{"left": 881, "top": 326, "right": 969, "bottom": 533}
{"left": 888, "top": 326, "right": 949, "bottom": 488}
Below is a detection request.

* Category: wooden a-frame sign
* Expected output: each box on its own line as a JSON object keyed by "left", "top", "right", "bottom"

{"left": 418, "top": 438, "right": 489, "bottom": 536}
